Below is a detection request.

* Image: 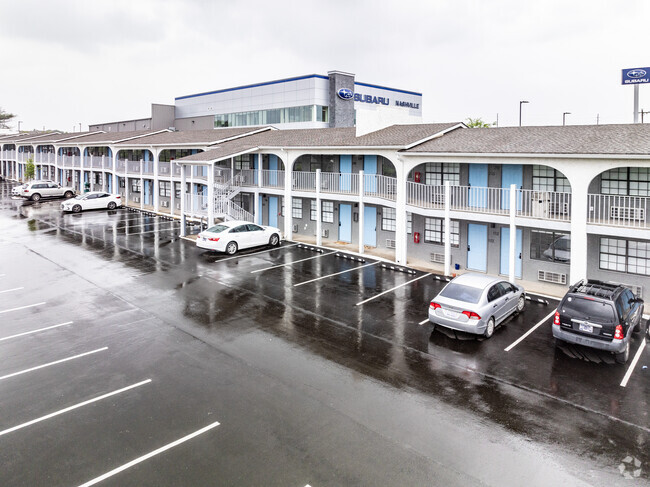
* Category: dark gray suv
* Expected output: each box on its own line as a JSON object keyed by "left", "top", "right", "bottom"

{"left": 553, "top": 280, "right": 645, "bottom": 364}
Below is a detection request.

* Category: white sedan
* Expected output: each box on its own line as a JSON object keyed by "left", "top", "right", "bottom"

{"left": 61, "top": 192, "right": 123, "bottom": 213}
{"left": 196, "top": 220, "right": 282, "bottom": 255}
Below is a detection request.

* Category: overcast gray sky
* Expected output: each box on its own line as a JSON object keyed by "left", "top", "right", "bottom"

{"left": 1, "top": 0, "right": 649, "bottom": 132}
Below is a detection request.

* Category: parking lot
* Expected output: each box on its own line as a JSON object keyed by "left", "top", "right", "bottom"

{"left": 1, "top": 180, "right": 648, "bottom": 485}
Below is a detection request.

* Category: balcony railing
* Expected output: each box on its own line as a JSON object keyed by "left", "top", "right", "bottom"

{"left": 234, "top": 169, "right": 257, "bottom": 186}
{"left": 262, "top": 169, "right": 285, "bottom": 189}
{"left": 320, "top": 172, "right": 360, "bottom": 195}
{"left": 158, "top": 161, "right": 171, "bottom": 176}
{"left": 588, "top": 194, "right": 650, "bottom": 229}
{"left": 127, "top": 161, "right": 141, "bottom": 174}
{"left": 364, "top": 174, "right": 397, "bottom": 201}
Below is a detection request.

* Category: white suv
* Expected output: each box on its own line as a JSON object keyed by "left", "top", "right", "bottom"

{"left": 16, "top": 180, "right": 75, "bottom": 201}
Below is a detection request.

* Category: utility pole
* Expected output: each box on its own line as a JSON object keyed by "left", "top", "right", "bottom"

{"left": 563, "top": 112, "right": 571, "bottom": 126}
{"left": 596, "top": 114, "right": 599, "bottom": 125}
{"left": 519, "top": 101, "right": 529, "bottom": 127}
{"left": 642, "top": 110, "right": 649, "bottom": 123}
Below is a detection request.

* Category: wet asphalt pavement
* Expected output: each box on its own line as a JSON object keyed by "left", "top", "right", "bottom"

{"left": 0, "top": 180, "right": 648, "bottom": 486}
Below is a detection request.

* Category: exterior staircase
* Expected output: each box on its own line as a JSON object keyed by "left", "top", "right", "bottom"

{"left": 214, "top": 173, "right": 254, "bottom": 222}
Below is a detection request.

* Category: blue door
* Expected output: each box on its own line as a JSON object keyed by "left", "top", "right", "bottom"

{"left": 363, "top": 155, "right": 377, "bottom": 193}
{"left": 269, "top": 155, "right": 278, "bottom": 186}
{"left": 339, "top": 203, "right": 352, "bottom": 242}
{"left": 144, "top": 180, "right": 150, "bottom": 205}
{"left": 467, "top": 223, "right": 487, "bottom": 272}
{"left": 364, "top": 206, "right": 377, "bottom": 247}
{"left": 340, "top": 155, "right": 352, "bottom": 192}
{"left": 501, "top": 165, "right": 523, "bottom": 210}
{"left": 499, "top": 227, "right": 522, "bottom": 278}
{"left": 268, "top": 196, "right": 278, "bottom": 228}
{"left": 468, "top": 164, "right": 488, "bottom": 208}
{"left": 107, "top": 174, "right": 112, "bottom": 193}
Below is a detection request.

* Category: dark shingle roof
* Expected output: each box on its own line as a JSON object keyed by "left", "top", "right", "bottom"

{"left": 56, "top": 129, "right": 168, "bottom": 145}
{"left": 404, "top": 124, "right": 650, "bottom": 155}
{"left": 114, "top": 127, "right": 274, "bottom": 146}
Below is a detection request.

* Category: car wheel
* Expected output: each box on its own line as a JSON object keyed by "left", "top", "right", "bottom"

{"left": 515, "top": 295, "right": 525, "bottom": 314}
{"left": 269, "top": 233, "right": 280, "bottom": 246}
{"left": 64, "top": 191, "right": 73, "bottom": 199}
{"left": 31, "top": 193, "right": 41, "bottom": 202}
{"left": 483, "top": 317, "right": 495, "bottom": 338}
{"left": 72, "top": 204, "right": 82, "bottom": 213}
{"left": 225, "top": 241, "right": 238, "bottom": 255}
{"left": 107, "top": 202, "right": 117, "bottom": 210}
{"left": 615, "top": 340, "right": 630, "bottom": 364}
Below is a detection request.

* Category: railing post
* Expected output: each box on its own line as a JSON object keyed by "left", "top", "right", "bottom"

{"left": 208, "top": 164, "right": 215, "bottom": 227}
{"left": 180, "top": 164, "right": 187, "bottom": 237}
{"left": 509, "top": 184, "right": 517, "bottom": 284}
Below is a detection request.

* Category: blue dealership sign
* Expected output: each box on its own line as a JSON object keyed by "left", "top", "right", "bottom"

{"left": 337, "top": 88, "right": 353, "bottom": 100}
{"left": 622, "top": 67, "right": 650, "bottom": 85}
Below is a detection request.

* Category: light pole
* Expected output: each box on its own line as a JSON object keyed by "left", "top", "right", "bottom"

{"left": 519, "top": 101, "right": 529, "bottom": 127}
{"left": 79, "top": 122, "right": 82, "bottom": 132}
{"left": 18, "top": 121, "right": 22, "bottom": 132}
{"left": 563, "top": 112, "right": 571, "bottom": 126}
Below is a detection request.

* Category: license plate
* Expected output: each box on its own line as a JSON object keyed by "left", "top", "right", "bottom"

{"left": 443, "top": 309, "right": 459, "bottom": 319}
{"left": 579, "top": 323, "right": 593, "bottom": 333}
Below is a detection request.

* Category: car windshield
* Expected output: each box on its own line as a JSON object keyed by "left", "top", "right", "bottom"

{"left": 439, "top": 283, "right": 483, "bottom": 304}
{"left": 563, "top": 297, "right": 616, "bottom": 322}
{"left": 206, "top": 224, "right": 228, "bottom": 233}
{"left": 74, "top": 195, "right": 84, "bottom": 200}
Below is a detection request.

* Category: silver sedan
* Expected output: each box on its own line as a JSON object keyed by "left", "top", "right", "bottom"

{"left": 428, "top": 273, "right": 525, "bottom": 338}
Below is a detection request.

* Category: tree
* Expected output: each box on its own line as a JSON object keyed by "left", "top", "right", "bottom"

{"left": 0, "top": 107, "right": 16, "bottom": 129}
{"left": 25, "top": 157, "right": 35, "bottom": 180}
{"left": 465, "top": 117, "right": 494, "bottom": 128}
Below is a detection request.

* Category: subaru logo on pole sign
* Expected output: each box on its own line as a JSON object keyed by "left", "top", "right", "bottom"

{"left": 337, "top": 88, "right": 354, "bottom": 100}
{"left": 622, "top": 67, "right": 650, "bottom": 85}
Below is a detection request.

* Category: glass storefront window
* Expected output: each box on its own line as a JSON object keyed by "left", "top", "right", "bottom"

{"left": 215, "top": 105, "right": 328, "bottom": 127}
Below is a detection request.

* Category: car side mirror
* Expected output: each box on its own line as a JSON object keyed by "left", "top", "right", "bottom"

{"left": 635, "top": 298, "right": 644, "bottom": 305}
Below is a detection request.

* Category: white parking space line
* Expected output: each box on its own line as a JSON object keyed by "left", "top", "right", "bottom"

{"left": 0, "top": 287, "right": 24, "bottom": 294}
{"left": 0, "top": 347, "right": 108, "bottom": 381}
{"left": 114, "top": 228, "right": 179, "bottom": 236}
{"left": 294, "top": 261, "right": 379, "bottom": 287}
{"left": 0, "top": 322, "right": 73, "bottom": 343}
{"left": 356, "top": 273, "right": 432, "bottom": 306}
{"left": 251, "top": 251, "right": 337, "bottom": 273}
{"left": 76, "top": 420, "right": 221, "bottom": 487}
{"left": 504, "top": 310, "right": 556, "bottom": 352}
{"left": 620, "top": 338, "right": 647, "bottom": 387}
{"left": 419, "top": 318, "right": 429, "bottom": 326}
{"left": 0, "top": 379, "right": 151, "bottom": 437}
{"left": 109, "top": 223, "right": 178, "bottom": 232}
{"left": 214, "top": 243, "right": 300, "bottom": 263}
{"left": 0, "top": 302, "right": 46, "bottom": 315}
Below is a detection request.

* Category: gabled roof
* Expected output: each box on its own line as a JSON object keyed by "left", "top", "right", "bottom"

{"left": 114, "top": 126, "right": 274, "bottom": 147}
{"left": 403, "top": 124, "right": 650, "bottom": 155}
{"left": 56, "top": 129, "right": 169, "bottom": 146}
{"left": 175, "top": 123, "right": 465, "bottom": 164}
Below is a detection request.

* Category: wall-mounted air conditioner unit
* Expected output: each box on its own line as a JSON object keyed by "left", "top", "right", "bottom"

{"left": 430, "top": 252, "right": 445, "bottom": 263}
{"left": 386, "top": 239, "right": 396, "bottom": 249}
{"left": 537, "top": 270, "right": 567, "bottom": 285}
{"left": 161, "top": 201, "right": 169, "bottom": 208}
{"left": 610, "top": 206, "right": 645, "bottom": 221}
{"left": 322, "top": 229, "right": 329, "bottom": 238}
{"left": 133, "top": 196, "right": 140, "bottom": 203}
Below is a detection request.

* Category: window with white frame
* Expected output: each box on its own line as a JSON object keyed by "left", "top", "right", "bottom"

{"left": 407, "top": 212, "right": 412, "bottom": 234}
{"left": 424, "top": 218, "right": 459, "bottom": 246}
{"left": 131, "top": 180, "right": 141, "bottom": 193}
{"left": 159, "top": 181, "right": 171, "bottom": 197}
{"left": 322, "top": 201, "right": 334, "bottom": 223}
{"left": 310, "top": 200, "right": 317, "bottom": 221}
{"left": 382, "top": 207, "right": 396, "bottom": 231}
{"left": 424, "top": 163, "right": 460, "bottom": 186}
{"left": 600, "top": 237, "right": 650, "bottom": 275}
{"left": 292, "top": 198, "right": 302, "bottom": 219}
{"left": 532, "top": 165, "right": 571, "bottom": 193}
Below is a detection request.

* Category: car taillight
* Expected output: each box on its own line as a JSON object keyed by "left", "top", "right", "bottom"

{"left": 554, "top": 311, "right": 560, "bottom": 326}
{"left": 207, "top": 237, "right": 220, "bottom": 242}
{"left": 430, "top": 302, "right": 441, "bottom": 310}
{"left": 462, "top": 311, "right": 481, "bottom": 320}
{"left": 614, "top": 324, "right": 624, "bottom": 340}
{"left": 24, "top": 189, "right": 29, "bottom": 192}
{"left": 115, "top": 196, "right": 121, "bottom": 199}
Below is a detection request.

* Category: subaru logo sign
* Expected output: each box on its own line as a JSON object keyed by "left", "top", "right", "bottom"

{"left": 628, "top": 69, "right": 647, "bottom": 78}
{"left": 337, "top": 88, "right": 353, "bottom": 100}
{"left": 622, "top": 67, "right": 650, "bottom": 85}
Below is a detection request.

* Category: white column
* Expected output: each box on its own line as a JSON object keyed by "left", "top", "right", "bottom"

{"left": 509, "top": 184, "right": 517, "bottom": 284}
{"left": 113, "top": 152, "right": 119, "bottom": 196}
{"left": 208, "top": 163, "right": 215, "bottom": 227}
{"left": 256, "top": 154, "right": 263, "bottom": 225}
{"left": 444, "top": 181, "right": 451, "bottom": 276}
{"left": 89, "top": 154, "right": 94, "bottom": 191}
{"left": 358, "top": 170, "right": 365, "bottom": 254}
{"left": 316, "top": 169, "right": 322, "bottom": 246}
{"left": 153, "top": 149, "right": 160, "bottom": 213}
{"left": 394, "top": 162, "right": 408, "bottom": 265}
{"left": 569, "top": 179, "right": 589, "bottom": 283}
{"left": 137, "top": 159, "right": 142, "bottom": 210}
{"left": 180, "top": 164, "right": 187, "bottom": 237}
{"left": 284, "top": 152, "right": 293, "bottom": 241}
